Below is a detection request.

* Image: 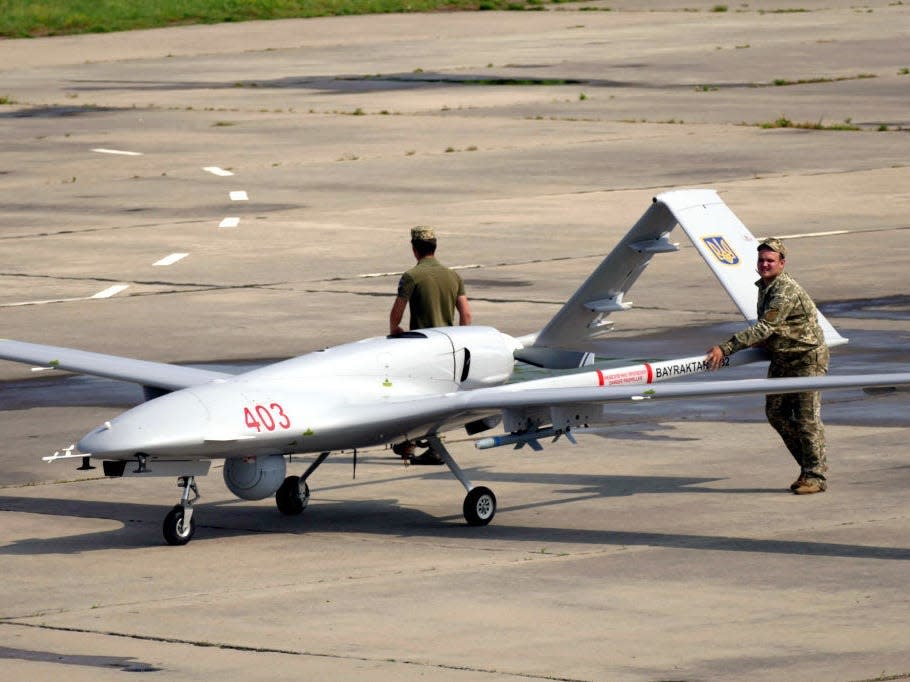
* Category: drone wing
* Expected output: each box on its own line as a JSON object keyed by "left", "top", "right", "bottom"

{"left": 0, "top": 339, "right": 230, "bottom": 391}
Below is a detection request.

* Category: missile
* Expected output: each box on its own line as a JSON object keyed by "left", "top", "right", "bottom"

{"left": 475, "top": 427, "right": 576, "bottom": 451}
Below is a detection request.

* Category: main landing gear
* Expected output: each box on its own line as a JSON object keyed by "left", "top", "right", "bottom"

{"left": 426, "top": 435, "right": 497, "bottom": 526}
{"left": 161, "top": 441, "right": 494, "bottom": 545}
{"left": 276, "top": 452, "right": 329, "bottom": 516}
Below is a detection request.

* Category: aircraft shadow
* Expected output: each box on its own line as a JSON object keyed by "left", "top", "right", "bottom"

{"left": 0, "top": 644, "right": 160, "bottom": 674}
{"left": 1, "top": 479, "right": 907, "bottom": 561}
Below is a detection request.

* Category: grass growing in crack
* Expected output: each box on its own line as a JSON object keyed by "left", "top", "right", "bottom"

{"left": 766, "top": 74, "right": 876, "bottom": 87}
{"left": 757, "top": 115, "right": 860, "bottom": 131}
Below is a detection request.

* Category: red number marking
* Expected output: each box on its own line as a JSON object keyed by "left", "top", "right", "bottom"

{"left": 271, "top": 403, "right": 291, "bottom": 429}
{"left": 255, "top": 404, "right": 276, "bottom": 431}
{"left": 243, "top": 403, "right": 291, "bottom": 432}
{"left": 243, "top": 407, "right": 261, "bottom": 432}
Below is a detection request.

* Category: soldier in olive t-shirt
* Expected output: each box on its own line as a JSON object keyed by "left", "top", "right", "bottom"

{"left": 389, "top": 226, "right": 471, "bottom": 335}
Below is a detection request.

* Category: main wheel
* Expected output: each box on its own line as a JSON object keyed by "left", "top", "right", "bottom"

{"left": 163, "top": 505, "right": 195, "bottom": 546}
{"left": 463, "top": 486, "right": 496, "bottom": 526}
{"left": 276, "top": 475, "right": 310, "bottom": 515}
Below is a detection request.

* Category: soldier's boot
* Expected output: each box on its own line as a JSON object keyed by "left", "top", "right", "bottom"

{"left": 789, "top": 472, "right": 808, "bottom": 491}
{"left": 793, "top": 477, "right": 827, "bottom": 495}
{"left": 392, "top": 441, "right": 415, "bottom": 459}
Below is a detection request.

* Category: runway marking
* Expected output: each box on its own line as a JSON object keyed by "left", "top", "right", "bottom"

{"left": 229, "top": 191, "right": 249, "bottom": 201}
{"left": 359, "top": 263, "right": 482, "bottom": 278}
{"left": 153, "top": 253, "right": 189, "bottom": 267}
{"left": 2, "top": 285, "right": 130, "bottom": 307}
{"left": 203, "top": 166, "right": 234, "bottom": 176}
{"left": 92, "top": 284, "right": 130, "bottom": 299}
{"left": 776, "top": 230, "right": 850, "bottom": 239}
{"left": 92, "top": 148, "right": 142, "bottom": 156}
{"left": 219, "top": 217, "right": 240, "bottom": 228}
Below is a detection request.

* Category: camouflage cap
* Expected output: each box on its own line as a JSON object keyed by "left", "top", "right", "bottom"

{"left": 758, "top": 237, "right": 786, "bottom": 257}
{"left": 410, "top": 225, "right": 437, "bottom": 242}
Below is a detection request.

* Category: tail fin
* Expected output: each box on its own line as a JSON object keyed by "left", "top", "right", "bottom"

{"left": 658, "top": 189, "right": 847, "bottom": 347}
{"left": 517, "top": 189, "right": 846, "bottom": 368}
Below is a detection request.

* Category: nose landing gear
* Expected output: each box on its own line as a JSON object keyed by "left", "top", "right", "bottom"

{"left": 163, "top": 475, "right": 199, "bottom": 546}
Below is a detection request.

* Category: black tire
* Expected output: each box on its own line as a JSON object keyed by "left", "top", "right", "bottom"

{"left": 163, "top": 505, "right": 195, "bottom": 546}
{"left": 463, "top": 486, "right": 496, "bottom": 526}
{"left": 276, "top": 475, "right": 309, "bottom": 516}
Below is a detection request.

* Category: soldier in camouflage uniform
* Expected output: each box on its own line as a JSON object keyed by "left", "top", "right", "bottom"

{"left": 706, "top": 238, "right": 829, "bottom": 495}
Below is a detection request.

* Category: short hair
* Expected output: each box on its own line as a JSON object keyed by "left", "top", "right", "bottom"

{"left": 412, "top": 238, "right": 437, "bottom": 257}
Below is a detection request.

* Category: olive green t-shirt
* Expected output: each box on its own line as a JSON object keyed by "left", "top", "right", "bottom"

{"left": 396, "top": 257, "right": 465, "bottom": 330}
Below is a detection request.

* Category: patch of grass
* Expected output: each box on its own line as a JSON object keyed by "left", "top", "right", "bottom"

{"left": 757, "top": 115, "right": 861, "bottom": 131}
{"left": 756, "top": 74, "right": 877, "bottom": 88}
{"left": 0, "top": 95, "right": 16, "bottom": 104}
{"left": 899, "top": 68, "right": 910, "bottom": 75}
{"left": 711, "top": 5, "right": 728, "bottom": 11}
{"left": 0, "top": 0, "right": 557, "bottom": 38}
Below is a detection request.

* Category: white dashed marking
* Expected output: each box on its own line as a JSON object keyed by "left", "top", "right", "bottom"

{"left": 204, "top": 166, "right": 234, "bottom": 176}
{"left": 219, "top": 217, "right": 241, "bottom": 228}
{"left": 153, "top": 253, "right": 189, "bottom": 267}
{"left": 92, "top": 148, "right": 142, "bottom": 156}
{"left": 229, "top": 191, "right": 248, "bottom": 201}
{"left": 92, "top": 284, "right": 130, "bottom": 299}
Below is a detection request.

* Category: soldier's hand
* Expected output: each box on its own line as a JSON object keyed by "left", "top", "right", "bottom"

{"left": 705, "top": 346, "right": 725, "bottom": 371}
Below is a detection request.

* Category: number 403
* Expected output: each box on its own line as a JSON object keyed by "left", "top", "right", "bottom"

{"left": 243, "top": 403, "right": 291, "bottom": 432}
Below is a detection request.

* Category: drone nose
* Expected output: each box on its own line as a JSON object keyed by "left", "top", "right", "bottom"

{"left": 78, "top": 389, "right": 209, "bottom": 458}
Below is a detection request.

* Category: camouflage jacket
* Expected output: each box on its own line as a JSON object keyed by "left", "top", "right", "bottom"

{"left": 719, "top": 272, "right": 826, "bottom": 358}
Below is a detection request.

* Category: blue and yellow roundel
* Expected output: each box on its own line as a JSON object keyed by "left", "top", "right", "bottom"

{"left": 702, "top": 236, "right": 739, "bottom": 265}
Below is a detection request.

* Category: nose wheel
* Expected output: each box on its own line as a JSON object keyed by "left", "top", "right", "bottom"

{"left": 163, "top": 475, "right": 199, "bottom": 546}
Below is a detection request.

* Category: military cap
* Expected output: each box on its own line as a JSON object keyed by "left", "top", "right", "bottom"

{"left": 758, "top": 237, "right": 786, "bottom": 257}
{"left": 410, "top": 225, "right": 437, "bottom": 241}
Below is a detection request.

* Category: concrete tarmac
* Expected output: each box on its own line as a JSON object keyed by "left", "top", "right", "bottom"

{"left": 1, "top": 2, "right": 909, "bottom": 680}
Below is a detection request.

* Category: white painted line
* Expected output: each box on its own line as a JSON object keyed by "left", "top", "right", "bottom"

{"left": 153, "top": 253, "right": 189, "bottom": 267}
{"left": 2, "top": 296, "right": 93, "bottom": 307}
{"left": 219, "top": 217, "right": 240, "bottom": 228}
{"left": 91, "top": 284, "right": 130, "bottom": 299}
{"left": 776, "top": 230, "right": 850, "bottom": 239}
{"left": 92, "top": 148, "right": 142, "bottom": 156}
{"left": 360, "top": 263, "right": 483, "bottom": 278}
{"left": 359, "top": 271, "right": 399, "bottom": 278}
{"left": 204, "top": 166, "right": 234, "bottom": 177}
{"left": 229, "top": 191, "right": 249, "bottom": 201}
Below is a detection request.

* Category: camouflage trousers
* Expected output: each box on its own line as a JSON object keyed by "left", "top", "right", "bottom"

{"left": 765, "top": 347, "right": 829, "bottom": 480}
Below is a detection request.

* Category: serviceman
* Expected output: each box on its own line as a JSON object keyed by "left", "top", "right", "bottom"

{"left": 389, "top": 226, "right": 472, "bottom": 464}
{"left": 389, "top": 226, "right": 471, "bottom": 335}
{"left": 705, "top": 237, "right": 829, "bottom": 494}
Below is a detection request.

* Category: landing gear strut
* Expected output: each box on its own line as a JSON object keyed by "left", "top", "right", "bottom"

{"left": 426, "top": 435, "right": 497, "bottom": 526}
{"left": 276, "top": 452, "right": 329, "bottom": 516}
{"left": 163, "top": 475, "right": 199, "bottom": 546}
